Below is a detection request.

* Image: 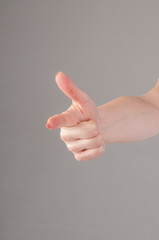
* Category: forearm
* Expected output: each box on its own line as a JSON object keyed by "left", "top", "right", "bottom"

{"left": 98, "top": 95, "right": 159, "bottom": 144}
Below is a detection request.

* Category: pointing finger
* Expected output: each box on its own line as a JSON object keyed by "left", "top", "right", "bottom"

{"left": 46, "top": 110, "right": 81, "bottom": 130}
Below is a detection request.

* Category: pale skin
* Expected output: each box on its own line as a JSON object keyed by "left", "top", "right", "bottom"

{"left": 46, "top": 72, "right": 159, "bottom": 161}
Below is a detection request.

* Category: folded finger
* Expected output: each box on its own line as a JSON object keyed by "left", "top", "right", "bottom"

{"left": 66, "top": 134, "right": 103, "bottom": 153}
{"left": 60, "top": 120, "right": 99, "bottom": 141}
{"left": 74, "top": 144, "right": 105, "bottom": 161}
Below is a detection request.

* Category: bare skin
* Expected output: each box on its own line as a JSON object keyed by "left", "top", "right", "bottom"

{"left": 46, "top": 72, "right": 159, "bottom": 161}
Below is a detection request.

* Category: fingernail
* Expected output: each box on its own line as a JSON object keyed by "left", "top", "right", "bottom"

{"left": 46, "top": 121, "right": 52, "bottom": 130}
{"left": 56, "top": 72, "right": 63, "bottom": 78}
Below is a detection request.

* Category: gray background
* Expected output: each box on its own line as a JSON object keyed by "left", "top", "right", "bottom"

{"left": 1, "top": 0, "right": 159, "bottom": 239}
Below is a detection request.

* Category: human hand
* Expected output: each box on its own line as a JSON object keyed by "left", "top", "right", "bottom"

{"left": 46, "top": 72, "right": 105, "bottom": 161}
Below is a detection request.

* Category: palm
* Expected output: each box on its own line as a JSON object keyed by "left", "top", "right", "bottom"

{"left": 47, "top": 72, "right": 99, "bottom": 130}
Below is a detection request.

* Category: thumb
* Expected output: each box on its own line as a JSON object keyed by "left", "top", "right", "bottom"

{"left": 55, "top": 72, "right": 89, "bottom": 105}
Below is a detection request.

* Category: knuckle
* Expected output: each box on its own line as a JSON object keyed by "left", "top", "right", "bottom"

{"left": 96, "top": 134, "right": 102, "bottom": 146}
{"left": 74, "top": 154, "right": 80, "bottom": 161}
{"left": 89, "top": 122, "right": 98, "bottom": 136}
{"left": 74, "top": 152, "right": 83, "bottom": 161}
{"left": 60, "top": 129, "right": 68, "bottom": 141}
{"left": 67, "top": 143, "right": 75, "bottom": 152}
{"left": 98, "top": 144, "right": 105, "bottom": 154}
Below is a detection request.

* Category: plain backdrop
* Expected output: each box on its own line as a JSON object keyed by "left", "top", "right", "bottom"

{"left": 1, "top": 1, "right": 159, "bottom": 239}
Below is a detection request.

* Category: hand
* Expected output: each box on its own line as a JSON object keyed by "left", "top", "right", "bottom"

{"left": 46, "top": 72, "right": 105, "bottom": 161}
